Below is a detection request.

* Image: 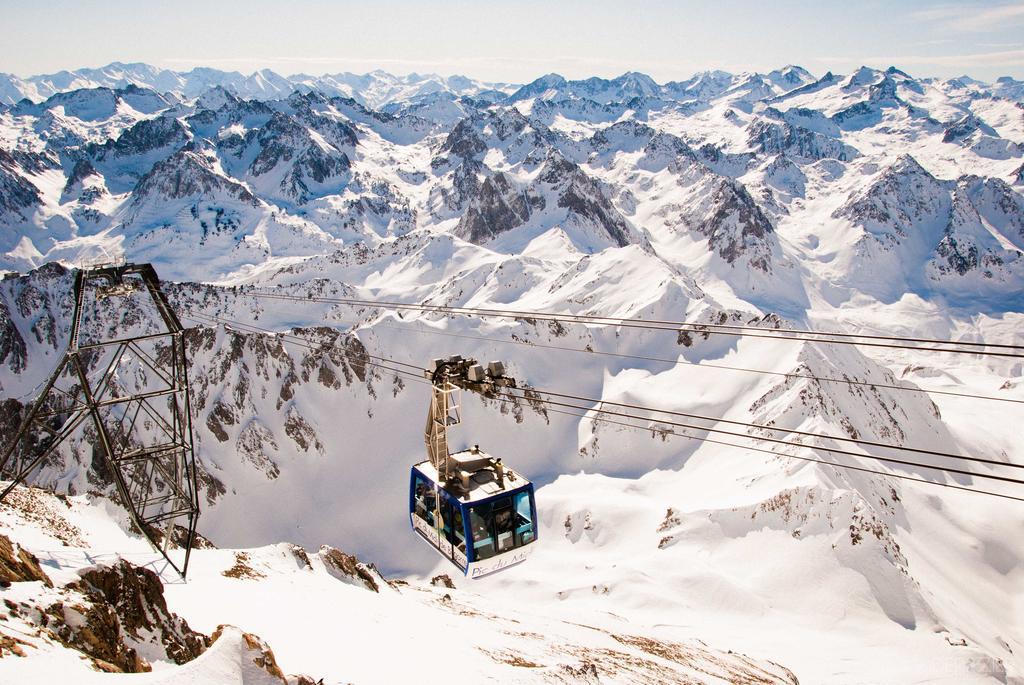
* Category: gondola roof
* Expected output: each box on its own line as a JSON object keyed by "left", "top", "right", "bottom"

{"left": 414, "top": 448, "right": 532, "bottom": 504}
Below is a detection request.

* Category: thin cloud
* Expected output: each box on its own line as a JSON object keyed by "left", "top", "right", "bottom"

{"left": 819, "top": 48, "right": 1024, "bottom": 69}
{"left": 160, "top": 55, "right": 642, "bottom": 77}
{"left": 158, "top": 55, "right": 747, "bottom": 82}
{"left": 161, "top": 55, "right": 638, "bottom": 70}
{"left": 912, "top": 1, "right": 1024, "bottom": 32}
{"left": 906, "top": 39, "right": 955, "bottom": 47}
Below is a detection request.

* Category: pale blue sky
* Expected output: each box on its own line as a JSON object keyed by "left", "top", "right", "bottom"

{"left": 2, "top": 0, "right": 1023, "bottom": 82}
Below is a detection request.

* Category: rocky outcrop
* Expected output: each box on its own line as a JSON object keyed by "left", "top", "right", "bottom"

{"left": 832, "top": 155, "right": 948, "bottom": 240}
{"left": 748, "top": 120, "right": 858, "bottom": 161}
{"left": 0, "top": 149, "right": 42, "bottom": 220}
{"left": 61, "top": 158, "right": 102, "bottom": 198}
{"left": 933, "top": 189, "right": 995, "bottom": 276}
{"left": 209, "top": 626, "right": 286, "bottom": 683}
{"left": 0, "top": 528, "right": 310, "bottom": 681}
{"left": 696, "top": 178, "right": 776, "bottom": 271}
{"left": 942, "top": 114, "right": 994, "bottom": 144}
{"left": 236, "top": 421, "right": 281, "bottom": 478}
{"left": 0, "top": 544, "right": 207, "bottom": 673}
{"left": 538, "top": 153, "right": 633, "bottom": 248}
{"left": 287, "top": 92, "right": 359, "bottom": 148}
{"left": 130, "top": 144, "right": 258, "bottom": 206}
{"left": 928, "top": 177, "right": 1023, "bottom": 280}
{"left": 831, "top": 158, "right": 1024, "bottom": 287}
{"left": 318, "top": 545, "right": 390, "bottom": 593}
{"left": 453, "top": 171, "right": 538, "bottom": 243}
{"left": 0, "top": 533, "right": 53, "bottom": 585}
{"left": 187, "top": 94, "right": 274, "bottom": 132}
{"left": 965, "top": 176, "right": 1024, "bottom": 244}
{"left": 0, "top": 297, "right": 27, "bottom": 373}
{"left": 88, "top": 116, "right": 190, "bottom": 162}
{"left": 868, "top": 74, "right": 899, "bottom": 102}
{"left": 832, "top": 101, "right": 876, "bottom": 126}
{"left": 244, "top": 111, "right": 351, "bottom": 203}
{"left": 436, "top": 117, "right": 488, "bottom": 164}
{"left": 66, "top": 560, "right": 209, "bottom": 667}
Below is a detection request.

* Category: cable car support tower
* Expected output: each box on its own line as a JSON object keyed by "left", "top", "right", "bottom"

{"left": 0, "top": 262, "right": 200, "bottom": 577}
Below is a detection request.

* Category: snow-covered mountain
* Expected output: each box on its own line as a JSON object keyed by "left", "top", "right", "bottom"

{"left": 1, "top": 62, "right": 1023, "bottom": 684}
{"left": 0, "top": 62, "right": 519, "bottom": 110}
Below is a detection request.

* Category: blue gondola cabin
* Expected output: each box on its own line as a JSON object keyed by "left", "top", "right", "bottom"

{"left": 409, "top": 446, "right": 538, "bottom": 578}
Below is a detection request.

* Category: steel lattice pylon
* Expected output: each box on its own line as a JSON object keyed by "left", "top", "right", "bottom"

{"left": 0, "top": 262, "right": 200, "bottom": 577}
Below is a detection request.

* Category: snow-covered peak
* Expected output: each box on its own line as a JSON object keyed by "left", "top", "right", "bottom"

{"left": 506, "top": 73, "right": 570, "bottom": 102}
{"left": 843, "top": 65, "right": 885, "bottom": 90}
{"left": 665, "top": 69, "right": 736, "bottom": 100}
{"left": 767, "top": 65, "right": 816, "bottom": 91}
{"left": 195, "top": 85, "right": 240, "bottom": 112}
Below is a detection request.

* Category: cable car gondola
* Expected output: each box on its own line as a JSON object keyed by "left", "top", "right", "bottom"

{"left": 409, "top": 356, "right": 538, "bottom": 578}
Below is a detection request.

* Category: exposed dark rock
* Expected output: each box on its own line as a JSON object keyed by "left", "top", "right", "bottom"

{"left": 935, "top": 189, "right": 985, "bottom": 276}
{"left": 930, "top": 178, "right": 1020, "bottom": 278}
{"left": 246, "top": 111, "right": 351, "bottom": 202}
{"left": 187, "top": 94, "right": 274, "bottom": 131}
{"left": 70, "top": 560, "right": 209, "bottom": 666}
{"left": 0, "top": 557, "right": 211, "bottom": 673}
{"left": 145, "top": 524, "right": 217, "bottom": 550}
{"left": 935, "top": 232, "right": 985, "bottom": 276}
{"left": 943, "top": 114, "right": 987, "bottom": 144}
{"left": 454, "top": 172, "right": 534, "bottom": 243}
{"left": 88, "top": 116, "right": 190, "bottom": 162}
{"left": 7, "top": 148, "right": 61, "bottom": 175}
{"left": 236, "top": 421, "right": 280, "bottom": 479}
{"left": 591, "top": 120, "right": 657, "bottom": 151}
{"left": 0, "top": 148, "right": 42, "bottom": 218}
{"left": 967, "top": 176, "right": 1024, "bottom": 241}
{"left": 697, "top": 179, "right": 775, "bottom": 271}
{"left": 42, "top": 596, "right": 149, "bottom": 672}
{"left": 437, "top": 117, "right": 487, "bottom": 163}
{"left": 748, "top": 121, "right": 857, "bottom": 161}
{"left": 832, "top": 101, "right": 875, "bottom": 125}
{"left": 319, "top": 545, "right": 388, "bottom": 593}
{"left": 209, "top": 625, "right": 291, "bottom": 684}
{"left": 61, "top": 158, "right": 102, "bottom": 197}
{"left": 0, "top": 298, "right": 27, "bottom": 372}
{"left": 222, "top": 551, "right": 265, "bottom": 579}
{"left": 283, "top": 407, "right": 321, "bottom": 453}
{"left": 430, "top": 573, "right": 456, "bottom": 589}
{"left": 130, "top": 146, "right": 258, "bottom": 206}
{"left": 288, "top": 93, "right": 359, "bottom": 149}
{"left": 0, "top": 533, "right": 53, "bottom": 586}
{"left": 831, "top": 155, "right": 945, "bottom": 236}
{"left": 539, "top": 154, "right": 631, "bottom": 247}
{"left": 869, "top": 75, "right": 899, "bottom": 102}
{"left": 205, "top": 399, "right": 236, "bottom": 442}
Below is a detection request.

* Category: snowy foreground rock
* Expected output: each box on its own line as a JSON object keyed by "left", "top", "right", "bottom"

{"left": 0, "top": 485, "right": 799, "bottom": 683}
{"left": 0, "top": 62, "right": 1022, "bottom": 683}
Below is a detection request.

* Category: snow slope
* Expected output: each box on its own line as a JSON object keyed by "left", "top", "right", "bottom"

{"left": 0, "top": 485, "right": 799, "bottom": 684}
